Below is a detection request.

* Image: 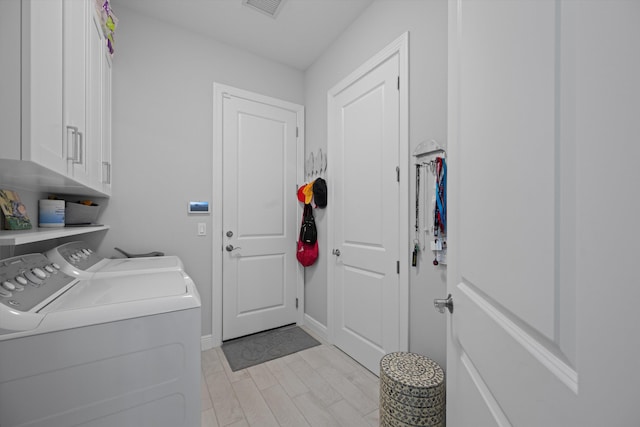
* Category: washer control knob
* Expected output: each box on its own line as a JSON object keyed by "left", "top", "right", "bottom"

{"left": 0, "top": 288, "right": 11, "bottom": 298}
{"left": 52, "top": 263, "right": 61, "bottom": 270}
{"left": 1, "top": 281, "right": 16, "bottom": 291}
{"left": 24, "top": 271, "right": 43, "bottom": 285}
{"left": 15, "top": 276, "right": 28, "bottom": 286}
{"left": 33, "top": 267, "right": 47, "bottom": 279}
{"left": 44, "top": 265, "right": 55, "bottom": 273}
{"left": 82, "top": 249, "right": 91, "bottom": 255}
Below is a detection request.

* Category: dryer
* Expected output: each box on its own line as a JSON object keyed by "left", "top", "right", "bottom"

{"left": 45, "top": 241, "right": 184, "bottom": 279}
{"left": 0, "top": 253, "right": 201, "bottom": 427}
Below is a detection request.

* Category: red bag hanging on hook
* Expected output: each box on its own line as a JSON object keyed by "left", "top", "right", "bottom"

{"left": 296, "top": 239, "right": 318, "bottom": 267}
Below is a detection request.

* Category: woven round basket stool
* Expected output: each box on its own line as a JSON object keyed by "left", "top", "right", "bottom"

{"left": 379, "top": 352, "right": 445, "bottom": 427}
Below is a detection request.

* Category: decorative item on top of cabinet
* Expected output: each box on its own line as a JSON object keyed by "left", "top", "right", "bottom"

{"left": 94, "top": 0, "right": 118, "bottom": 56}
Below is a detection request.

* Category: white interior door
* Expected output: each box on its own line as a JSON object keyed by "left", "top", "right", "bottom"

{"left": 221, "top": 90, "right": 301, "bottom": 341}
{"left": 446, "top": 1, "right": 640, "bottom": 425}
{"left": 329, "top": 37, "right": 407, "bottom": 375}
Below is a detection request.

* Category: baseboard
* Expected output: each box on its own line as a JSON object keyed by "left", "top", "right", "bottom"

{"left": 303, "top": 313, "right": 328, "bottom": 342}
{"left": 200, "top": 334, "right": 215, "bottom": 351}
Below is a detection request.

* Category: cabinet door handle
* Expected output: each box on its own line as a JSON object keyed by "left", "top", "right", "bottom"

{"left": 102, "top": 161, "right": 111, "bottom": 184}
{"left": 66, "top": 126, "right": 79, "bottom": 162}
{"left": 75, "top": 131, "right": 84, "bottom": 165}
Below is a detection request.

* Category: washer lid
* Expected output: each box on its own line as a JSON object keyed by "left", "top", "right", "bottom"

{"left": 46, "top": 271, "right": 188, "bottom": 311}
{"left": 98, "top": 256, "right": 184, "bottom": 274}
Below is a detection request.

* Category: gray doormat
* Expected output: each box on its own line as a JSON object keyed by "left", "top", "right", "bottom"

{"left": 221, "top": 325, "right": 321, "bottom": 371}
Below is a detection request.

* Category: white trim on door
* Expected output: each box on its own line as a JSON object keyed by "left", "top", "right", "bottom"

{"left": 212, "top": 83, "right": 305, "bottom": 346}
{"left": 326, "top": 32, "right": 410, "bottom": 354}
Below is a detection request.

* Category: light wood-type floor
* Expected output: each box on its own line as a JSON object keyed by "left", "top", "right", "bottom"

{"left": 201, "top": 327, "right": 380, "bottom": 427}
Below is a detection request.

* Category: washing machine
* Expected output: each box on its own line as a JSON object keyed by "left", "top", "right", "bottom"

{"left": 0, "top": 253, "right": 201, "bottom": 427}
{"left": 45, "top": 241, "right": 184, "bottom": 279}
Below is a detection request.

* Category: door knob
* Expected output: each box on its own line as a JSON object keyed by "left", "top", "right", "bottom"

{"left": 434, "top": 294, "right": 453, "bottom": 314}
{"left": 332, "top": 249, "right": 341, "bottom": 256}
{"left": 225, "top": 244, "right": 241, "bottom": 252}
{"left": 226, "top": 230, "right": 233, "bottom": 237}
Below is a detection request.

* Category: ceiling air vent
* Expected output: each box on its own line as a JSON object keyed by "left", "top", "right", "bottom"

{"left": 242, "top": 0, "right": 286, "bottom": 18}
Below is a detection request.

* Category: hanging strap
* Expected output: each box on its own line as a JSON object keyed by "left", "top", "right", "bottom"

{"left": 299, "top": 204, "right": 312, "bottom": 241}
{"left": 415, "top": 164, "right": 421, "bottom": 237}
{"left": 434, "top": 158, "right": 447, "bottom": 233}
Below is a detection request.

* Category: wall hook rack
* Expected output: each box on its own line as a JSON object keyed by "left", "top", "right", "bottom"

{"left": 305, "top": 148, "right": 327, "bottom": 181}
{"left": 413, "top": 139, "right": 446, "bottom": 160}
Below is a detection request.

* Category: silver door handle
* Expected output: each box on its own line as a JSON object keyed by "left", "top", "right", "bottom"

{"left": 332, "top": 249, "right": 341, "bottom": 256}
{"left": 434, "top": 294, "right": 453, "bottom": 314}
{"left": 226, "top": 245, "right": 241, "bottom": 252}
{"left": 102, "top": 161, "right": 111, "bottom": 184}
{"left": 76, "top": 131, "right": 84, "bottom": 165}
{"left": 66, "top": 126, "right": 79, "bottom": 162}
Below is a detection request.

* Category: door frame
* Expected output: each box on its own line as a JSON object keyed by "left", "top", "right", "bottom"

{"left": 326, "top": 32, "right": 410, "bottom": 353}
{"left": 212, "top": 82, "right": 305, "bottom": 347}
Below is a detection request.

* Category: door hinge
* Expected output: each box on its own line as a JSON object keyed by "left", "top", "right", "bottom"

{"left": 397, "top": 76, "right": 400, "bottom": 90}
{"left": 295, "top": 297, "right": 299, "bottom": 309}
{"left": 396, "top": 166, "right": 400, "bottom": 182}
{"left": 397, "top": 261, "right": 400, "bottom": 274}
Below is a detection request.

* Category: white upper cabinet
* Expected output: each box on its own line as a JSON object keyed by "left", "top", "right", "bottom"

{"left": 21, "top": 0, "right": 67, "bottom": 176}
{"left": 0, "top": 0, "right": 112, "bottom": 198}
{"left": 65, "top": 0, "right": 90, "bottom": 186}
{"left": 88, "top": 5, "right": 113, "bottom": 195}
{"left": 101, "top": 49, "right": 113, "bottom": 195}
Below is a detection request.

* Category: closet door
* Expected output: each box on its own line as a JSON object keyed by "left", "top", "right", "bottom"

{"left": 329, "top": 50, "right": 401, "bottom": 375}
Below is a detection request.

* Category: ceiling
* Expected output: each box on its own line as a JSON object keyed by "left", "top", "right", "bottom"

{"left": 111, "top": 0, "right": 375, "bottom": 71}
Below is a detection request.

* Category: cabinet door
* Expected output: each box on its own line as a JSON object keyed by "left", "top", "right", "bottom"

{"left": 101, "top": 51, "right": 113, "bottom": 195}
{"left": 0, "top": 1, "right": 21, "bottom": 160}
{"left": 22, "top": 0, "right": 66, "bottom": 174}
{"left": 64, "top": 0, "right": 90, "bottom": 185}
{"left": 88, "top": 7, "right": 104, "bottom": 191}
{"left": 87, "top": 7, "right": 112, "bottom": 196}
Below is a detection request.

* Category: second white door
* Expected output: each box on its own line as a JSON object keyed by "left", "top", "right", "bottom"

{"left": 221, "top": 89, "right": 302, "bottom": 341}
{"left": 329, "top": 43, "right": 403, "bottom": 374}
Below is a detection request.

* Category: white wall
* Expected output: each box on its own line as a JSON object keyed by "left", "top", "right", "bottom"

{"left": 99, "top": 5, "right": 305, "bottom": 336}
{"left": 303, "top": 0, "right": 448, "bottom": 367}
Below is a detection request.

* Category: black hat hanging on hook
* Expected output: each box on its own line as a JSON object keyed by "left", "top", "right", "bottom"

{"left": 312, "top": 178, "right": 327, "bottom": 208}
